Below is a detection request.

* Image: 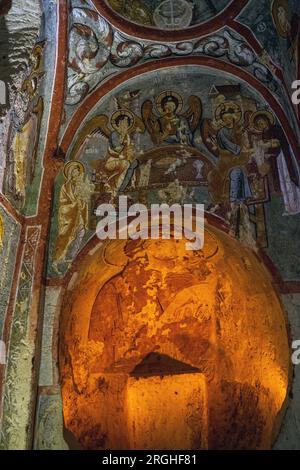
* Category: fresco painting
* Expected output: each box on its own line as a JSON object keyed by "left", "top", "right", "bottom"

{"left": 48, "top": 66, "right": 300, "bottom": 277}
{"left": 0, "top": 0, "right": 300, "bottom": 453}
{"left": 106, "top": 0, "right": 232, "bottom": 29}
{"left": 238, "top": 0, "right": 300, "bottom": 98}
{"left": 0, "top": 205, "right": 20, "bottom": 337}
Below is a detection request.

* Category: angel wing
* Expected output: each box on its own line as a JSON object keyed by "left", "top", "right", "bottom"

{"left": 181, "top": 96, "right": 202, "bottom": 133}
{"left": 141, "top": 100, "right": 160, "bottom": 145}
{"left": 131, "top": 113, "right": 146, "bottom": 135}
{"left": 201, "top": 118, "right": 220, "bottom": 157}
{"left": 243, "top": 110, "right": 253, "bottom": 131}
{"left": 69, "top": 115, "right": 111, "bottom": 161}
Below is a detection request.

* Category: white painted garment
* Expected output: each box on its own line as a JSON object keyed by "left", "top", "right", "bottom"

{"left": 277, "top": 150, "right": 300, "bottom": 215}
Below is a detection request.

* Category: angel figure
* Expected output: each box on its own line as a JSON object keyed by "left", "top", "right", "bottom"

{"left": 202, "top": 101, "right": 254, "bottom": 203}
{"left": 142, "top": 91, "right": 202, "bottom": 146}
{"left": 108, "top": 0, "right": 153, "bottom": 25}
{"left": 70, "top": 109, "right": 145, "bottom": 201}
{"left": 158, "top": 179, "right": 187, "bottom": 205}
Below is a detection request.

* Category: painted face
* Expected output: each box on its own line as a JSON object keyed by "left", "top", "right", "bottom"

{"left": 256, "top": 118, "right": 269, "bottom": 131}
{"left": 278, "top": 6, "right": 290, "bottom": 33}
{"left": 164, "top": 101, "right": 177, "bottom": 114}
{"left": 71, "top": 167, "right": 81, "bottom": 179}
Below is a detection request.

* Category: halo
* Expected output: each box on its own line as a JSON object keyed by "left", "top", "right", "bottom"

{"left": 63, "top": 160, "right": 85, "bottom": 179}
{"left": 250, "top": 110, "right": 275, "bottom": 130}
{"left": 111, "top": 110, "right": 135, "bottom": 132}
{"left": 156, "top": 91, "right": 183, "bottom": 115}
{"left": 215, "top": 101, "right": 242, "bottom": 125}
{"left": 271, "top": 0, "right": 290, "bottom": 38}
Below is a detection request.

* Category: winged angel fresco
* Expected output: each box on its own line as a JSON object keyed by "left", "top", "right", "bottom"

{"left": 71, "top": 109, "right": 145, "bottom": 199}
{"left": 142, "top": 91, "right": 202, "bottom": 146}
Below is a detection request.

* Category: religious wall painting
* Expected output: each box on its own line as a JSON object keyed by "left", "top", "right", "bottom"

{"left": 237, "top": 0, "right": 300, "bottom": 100}
{"left": 105, "top": 0, "right": 232, "bottom": 30}
{"left": 63, "top": 1, "right": 300, "bottom": 152}
{"left": 90, "top": 108, "right": 146, "bottom": 200}
{"left": 202, "top": 92, "right": 271, "bottom": 204}
{"left": 49, "top": 68, "right": 300, "bottom": 276}
{"left": 67, "top": 7, "right": 113, "bottom": 106}
{"left": 64, "top": 4, "right": 280, "bottom": 121}
{"left": 1, "top": 225, "right": 41, "bottom": 449}
{"left": 49, "top": 90, "right": 211, "bottom": 276}
{"left": 52, "top": 161, "right": 95, "bottom": 275}
{"left": 201, "top": 84, "right": 300, "bottom": 246}
{"left": 2, "top": 41, "right": 45, "bottom": 211}
{"left": 271, "top": 0, "right": 299, "bottom": 64}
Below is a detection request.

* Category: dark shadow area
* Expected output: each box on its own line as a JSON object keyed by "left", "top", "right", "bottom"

{"left": 131, "top": 352, "right": 200, "bottom": 377}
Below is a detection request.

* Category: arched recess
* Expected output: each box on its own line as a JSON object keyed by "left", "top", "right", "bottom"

{"left": 58, "top": 215, "right": 291, "bottom": 450}
{"left": 59, "top": 57, "right": 300, "bottom": 165}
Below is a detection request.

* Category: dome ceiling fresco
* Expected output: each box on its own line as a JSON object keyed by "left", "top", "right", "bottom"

{"left": 105, "top": 0, "right": 232, "bottom": 30}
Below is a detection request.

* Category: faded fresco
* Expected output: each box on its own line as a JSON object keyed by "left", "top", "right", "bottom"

{"left": 0, "top": 0, "right": 300, "bottom": 452}
{"left": 238, "top": 0, "right": 300, "bottom": 91}
{"left": 0, "top": 204, "right": 20, "bottom": 336}
{"left": 1, "top": 42, "right": 44, "bottom": 211}
{"left": 1, "top": 225, "right": 41, "bottom": 449}
{"left": 106, "top": 0, "right": 232, "bottom": 29}
{"left": 48, "top": 66, "right": 300, "bottom": 277}
{"left": 60, "top": 0, "right": 299, "bottom": 166}
{"left": 0, "top": 0, "right": 58, "bottom": 216}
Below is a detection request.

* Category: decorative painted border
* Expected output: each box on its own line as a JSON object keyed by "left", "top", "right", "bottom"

{"left": 92, "top": 0, "right": 249, "bottom": 42}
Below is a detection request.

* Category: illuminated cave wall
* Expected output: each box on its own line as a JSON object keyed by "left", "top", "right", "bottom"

{"left": 58, "top": 232, "right": 291, "bottom": 450}
{"left": 0, "top": 0, "right": 299, "bottom": 450}
{"left": 0, "top": 0, "right": 59, "bottom": 449}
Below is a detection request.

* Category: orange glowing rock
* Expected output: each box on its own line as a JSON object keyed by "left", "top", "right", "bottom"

{"left": 59, "top": 222, "right": 291, "bottom": 450}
